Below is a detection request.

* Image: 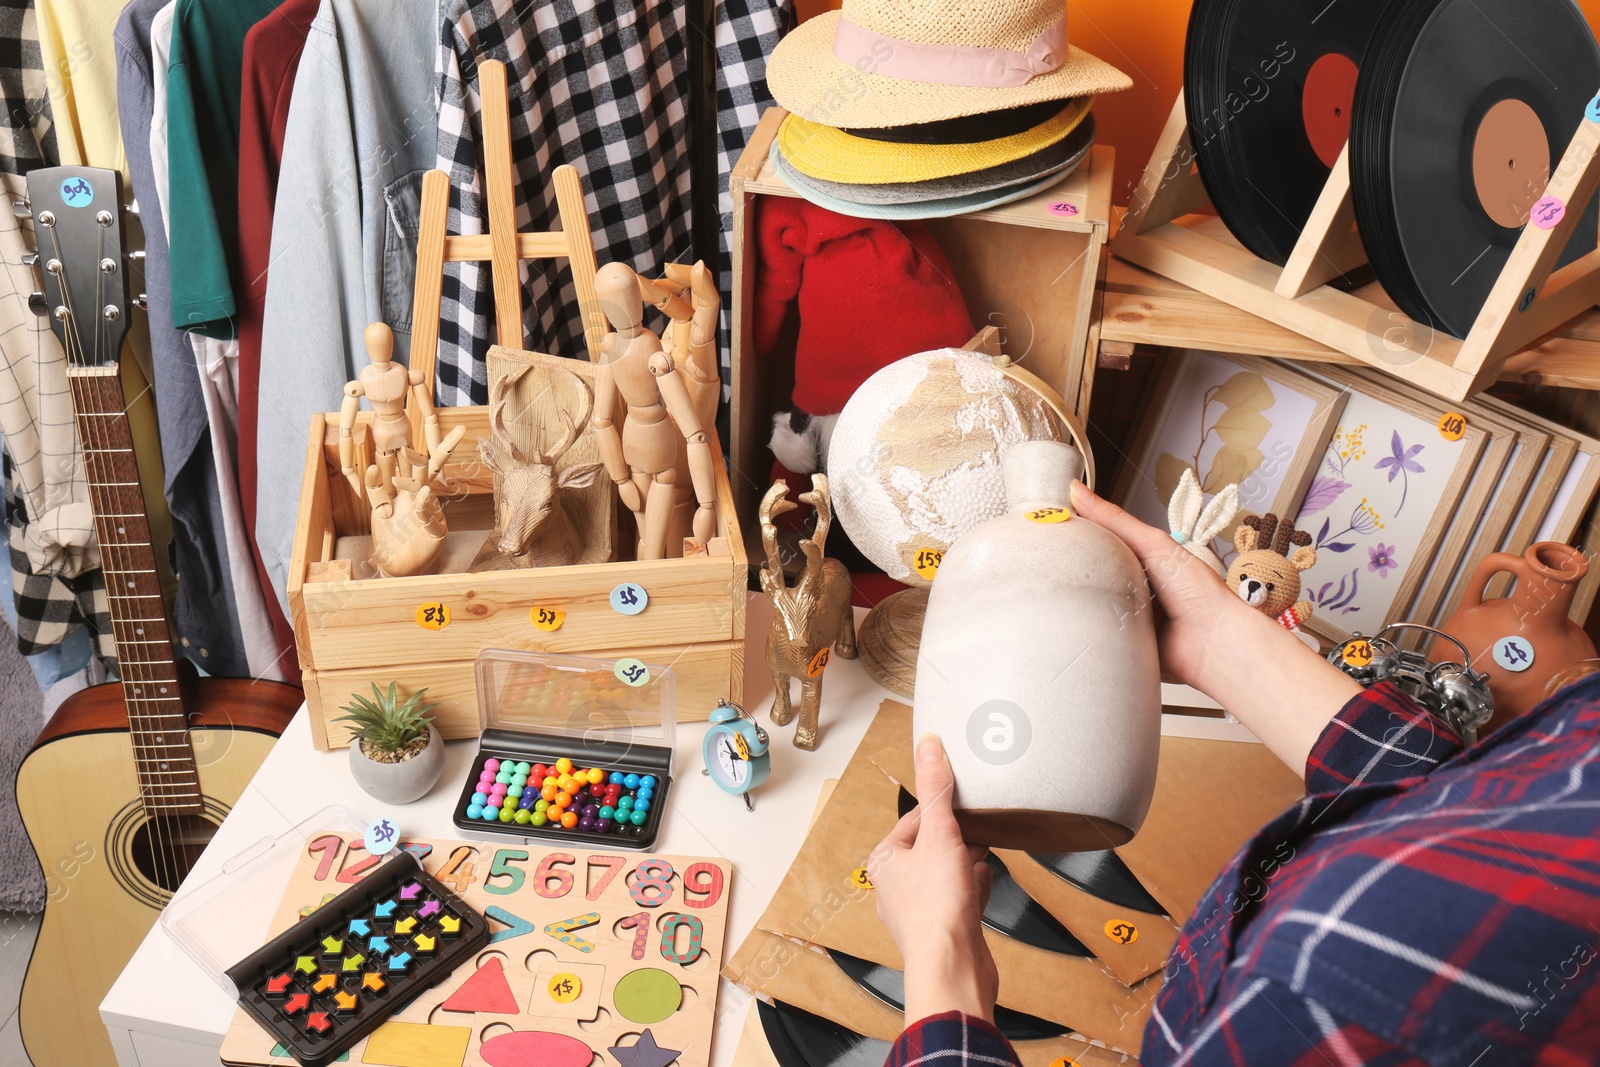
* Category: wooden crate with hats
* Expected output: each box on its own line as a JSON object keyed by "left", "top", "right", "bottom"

{"left": 288, "top": 61, "right": 747, "bottom": 751}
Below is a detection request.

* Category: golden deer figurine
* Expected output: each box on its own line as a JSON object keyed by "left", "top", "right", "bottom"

{"left": 758, "top": 475, "right": 858, "bottom": 750}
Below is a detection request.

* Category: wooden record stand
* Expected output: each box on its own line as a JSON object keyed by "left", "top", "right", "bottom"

{"left": 1111, "top": 90, "right": 1600, "bottom": 403}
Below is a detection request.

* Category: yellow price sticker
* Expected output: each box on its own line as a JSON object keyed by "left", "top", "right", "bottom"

{"left": 547, "top": 973, "right": 582, "bottom": 1003}
{"left": 531, "top": 606, "right": 565, "bottom": 631}
{"left": 1104, "top": 919, "right": 1139, "bottom": 945}
{"left": 806, "top": 647, "right": 831, "bottom": 678}
{"left": 1341, "top": 638, "right": 1374, "bottom": 668}
{"left": 414, "top": 602, "right": 450, "bottom": 630}
{"left": 1048, "top": 1058, "right": 1078, "bottom": 1067}
{"left": 850, "top": 868, "right": 874, "bottom": 890}
{"left": 1438, "top": 412, "right": 1468, "bottom": 441}
{"left": 913, "top": 547, "right": 944, "bottom": 580}
{"left": 734, "top": 732, "right": 751, "bottom": 761}
{"left": 1025, "top": 506, "right": 1072, "bottom": 524}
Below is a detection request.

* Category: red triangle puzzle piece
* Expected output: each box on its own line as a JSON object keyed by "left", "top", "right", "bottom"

{"left": 440, "top": 956, "right": 520, "bottom": 1014}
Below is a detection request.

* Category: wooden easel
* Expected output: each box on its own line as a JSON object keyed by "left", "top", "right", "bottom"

{"left": 406, "top": 59, "right": 603, "bottom": 444}
{"left": 1112, "top": 90, "right": 1600, "bottom": 403}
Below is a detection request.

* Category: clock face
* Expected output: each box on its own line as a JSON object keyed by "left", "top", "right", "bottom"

{"left": 711, "top": 731, "right": 750, "bottom": 790}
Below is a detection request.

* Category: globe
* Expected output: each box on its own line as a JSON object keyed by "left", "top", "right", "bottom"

{"left": 826, "top": 348, "right": 1063, "bottom": 588}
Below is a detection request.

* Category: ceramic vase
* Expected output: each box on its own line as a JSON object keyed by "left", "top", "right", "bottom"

{"left": 1441, "top": 542, "right": 1595, "bottom": 730}
{"left": 912, "top": 440, "right": 1161, "bottom": 852}
{"left": 347, "top": 724, "right": 445, "bottom": 804}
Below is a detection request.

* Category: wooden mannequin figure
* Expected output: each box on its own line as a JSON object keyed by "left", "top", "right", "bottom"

{"left": 339, "top": 323, "right": 466, "bottom": 577}
{"left": 592, "top": 261, "right": 720, "bottom": 560}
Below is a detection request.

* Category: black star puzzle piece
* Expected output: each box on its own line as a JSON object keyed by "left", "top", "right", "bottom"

{"left": 608, "top": 1028, "right": 681, "bottom": 1067}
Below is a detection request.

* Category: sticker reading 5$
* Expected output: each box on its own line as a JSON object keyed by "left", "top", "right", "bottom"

{"left": 913, "top": 547, "right": 944, "bottom": 580}
{"left": 1025, "top": 506, "right": 1072, "bottom": 524}
{"left": 531, "top": 606, "right": 565, "bottom": 631}
{"left": 415, "top": 602, "right": 450, "bottom": 630}
{"left": 850, "top": 867, "right": 874, "bottom": 890}
{"left": 1341, "top": 638, "right": 1373, "bottom": 668}
{"left": 1104, "top": 919, "right": 1139, "bottom": 944}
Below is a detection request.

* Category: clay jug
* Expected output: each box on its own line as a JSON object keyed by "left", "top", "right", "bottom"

{"left": 912, "top": 440, "right": 1161, "bottom": 852}
{"left": 1441, "top": 542, "right": 1595, "bottom": 731}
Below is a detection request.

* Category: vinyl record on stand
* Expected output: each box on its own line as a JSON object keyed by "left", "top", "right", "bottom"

{"left": 1184, "top": 0, "right": 1392, "bottom": 264}
{"left": 758, "top": 999, "right": 891, "bottom": 1067}
{"left": 825, "top": 949, "right": 1070, "bottom": 1041}
{"left": 1349, "top": 0, "right": 1600, "bottom": 338}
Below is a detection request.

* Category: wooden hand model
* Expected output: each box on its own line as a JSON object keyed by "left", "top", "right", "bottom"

{"left": 591, "top": 260, "right": 721, "bottom": 559}
{"left": 339, "top": 323, "right": 466, "bottom": 577}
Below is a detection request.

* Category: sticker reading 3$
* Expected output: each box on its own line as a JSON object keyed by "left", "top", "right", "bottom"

{"left": 1341, "top": 638, "right": 1374, "bottom": 668}
{"left": 610, "top": 583, "right": 648, "bottom": 615}
{"left": 913, "top": 548, "right": 944, "bottom": 580}
{"left": 615, "top": 658, "right": 651, "bottom": 687}
{"left": 1025, "top": 506, "right": 1072, "bottom": 524}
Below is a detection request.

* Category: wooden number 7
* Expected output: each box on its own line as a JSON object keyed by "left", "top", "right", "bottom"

{"left": 586, "top": 855, "right": 626, "bottom": 900}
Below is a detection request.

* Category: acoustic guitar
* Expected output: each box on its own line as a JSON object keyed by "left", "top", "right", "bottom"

{"left": 14, "top": 166, "right": 301, "bottom": 1067}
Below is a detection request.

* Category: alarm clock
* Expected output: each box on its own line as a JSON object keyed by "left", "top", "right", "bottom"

{"left": 1328, "top": 623, "right": 1494, "bottom": 743}
{"left": 702, "top": 699, "right": 770, "bottom": 811}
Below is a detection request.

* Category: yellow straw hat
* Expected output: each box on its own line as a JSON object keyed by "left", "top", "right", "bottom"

{"left": 777, "top": 96, "right": 1093, "bottom": 185}
{"left": 768, "top": 0, "right": 1131, "bottom": 129}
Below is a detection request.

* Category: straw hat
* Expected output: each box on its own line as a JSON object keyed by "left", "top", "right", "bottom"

{"left": 773, "top": 147, "right": 1084, "bottom": 221}
{"left": 768, "top": 0, "right": 1132, "bottom": 129}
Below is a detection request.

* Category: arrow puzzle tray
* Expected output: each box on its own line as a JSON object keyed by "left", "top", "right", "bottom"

{"left": 220, "top": 832, "right": 732, "bottom": 1067}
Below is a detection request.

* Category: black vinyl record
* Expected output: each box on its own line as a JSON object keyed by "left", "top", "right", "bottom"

{"left": 1184, "top": 0, "right": 1392, "bottom": 265}
{"left": 758, "top": 999, "right": 891, "bottom": 1067}
{"left": 1350, "top": 0, "right": 1600, "bottom": 338}
{"left": 826, "top": 949, "right": 1069, "bottom": 1041}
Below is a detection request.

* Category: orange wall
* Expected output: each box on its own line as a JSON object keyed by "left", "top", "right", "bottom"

{"left": 793, "top": 0, "right": 1600, "bottom": 205}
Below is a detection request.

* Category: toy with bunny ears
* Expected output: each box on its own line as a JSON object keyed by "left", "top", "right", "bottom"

{"left": 1167, "top": 467, "right": 1241, "bottom": 575}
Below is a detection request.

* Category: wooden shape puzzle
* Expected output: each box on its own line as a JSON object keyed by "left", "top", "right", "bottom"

{"left": 221, "top": 837, "right": 731, "bottom": 1067}
{"left": 608, "top": 1029, "right": 682, "bottom": 1067}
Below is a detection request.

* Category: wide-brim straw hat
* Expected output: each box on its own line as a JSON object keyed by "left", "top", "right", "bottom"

{"left": 768, "top": 0, "right": 1132, "bottom": 129}
{"left": 777, "top": 95, "right": 1093, "bottom": 184}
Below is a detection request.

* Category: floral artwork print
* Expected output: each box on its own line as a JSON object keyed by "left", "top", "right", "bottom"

{"left": 1373, "top": 431, "right": 1426, "bottom": 514}
{"left": 1368, "top": 543, "right": 1398, "bottom": 578}
{"left": 1297, "top": 421, "right": 1416, "bottom": 617}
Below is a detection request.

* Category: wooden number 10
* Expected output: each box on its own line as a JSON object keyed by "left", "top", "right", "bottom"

{"left": 617, "top": 912, "right": 704, "bottom": 965}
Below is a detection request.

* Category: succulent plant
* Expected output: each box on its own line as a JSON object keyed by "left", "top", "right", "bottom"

{"left": 335, "top": 682, "right": 437, "bottom": 756}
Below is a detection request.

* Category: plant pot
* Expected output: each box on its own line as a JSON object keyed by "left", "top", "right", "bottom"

{"left": 347, "top": 724, "right": 445, "bottom": 804}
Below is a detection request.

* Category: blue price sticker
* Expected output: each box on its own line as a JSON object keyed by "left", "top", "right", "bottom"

{"left": 1587, "top": 95, "right": 1600, "bottom": 124}
{"left": 59, "top": 177, "right": 94, "bottom": 208}
{"left": 364, "top": 817, "right": 400, "bottom": 856}
{"left": 610, "top": 583, "right": 648, "bottom": 615}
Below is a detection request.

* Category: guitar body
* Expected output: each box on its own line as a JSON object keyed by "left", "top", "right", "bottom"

{"left": 16, "top": 677, "right": 300, "bottom": 1067}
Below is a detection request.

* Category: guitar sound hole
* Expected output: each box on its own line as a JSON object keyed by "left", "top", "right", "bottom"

{"left": 129, "top": 814, "right": 219, "bottom": 893}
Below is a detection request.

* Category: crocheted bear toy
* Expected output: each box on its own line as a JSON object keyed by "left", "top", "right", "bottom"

{"left": 1226, "top": 513, "right": 1316, "bottom": 631}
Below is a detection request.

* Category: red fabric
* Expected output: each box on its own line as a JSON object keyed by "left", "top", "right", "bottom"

{"left": 753, "top": 198, "right": 974, "bottom": 416}
{"left": 236, "top": 0, "right": 320, "bottom": 678}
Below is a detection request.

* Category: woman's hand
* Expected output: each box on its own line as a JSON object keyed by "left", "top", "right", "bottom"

{"left": 868, "top": 735, "right": 999, "bottom": 1024}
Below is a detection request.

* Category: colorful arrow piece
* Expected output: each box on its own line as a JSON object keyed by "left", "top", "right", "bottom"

{"left": 295, "top": 956, "right": 317, "bottom": 975}
{"left": 373, "top": 899, "right": 398, "bottom": 919}
{"left": 348, "top": 918, "right": 370, "bottom": 937}
{"left": 416, "top": 899, "right": 441, "bottom": 918}
{"left": 320, "top": 935, "right": 343, "bottom": 956}
{"left": 312, "top": 973, "right": 338, "bottom": 994}
{"left": 342, "top": 953, "right": 366, "bottom": 973}
{"left": 333, "top": 990, "right": 358, "bottom": 1013}
{"left": 399, "top": 882, "right": 422, "bottom": 901}
{"left": 388, "top": 952, "right": 413, "bottom": 972}
{"left": 283, "top": 993, "right": 310, "bottom": 1016}
{"left": 361, "top": 973, "right": 386, "bottom": 993}
{"left": 393, "top": 916, "right": 418, "bottom": 935}
{"left": 413, "top": 933, "right": 436, "bottom": 954}
{"left": 368, "top": 935, "right": 390, "bottom": 954}
{"left": 438, "top": 914, "right": 461, "bottom": 936}
{"left": 306, "top": 1012, "right": 331, "bottom": 1033}
{"left": 265, "top": 973, "right": 292, "bottom": 996}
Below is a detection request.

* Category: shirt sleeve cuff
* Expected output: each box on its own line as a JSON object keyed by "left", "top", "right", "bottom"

{"left": 1303, "top": 681, "right": 1463, "bottom": 793}
{"left": 888, "top": 1012, "right": 1021, "bottom": 1067}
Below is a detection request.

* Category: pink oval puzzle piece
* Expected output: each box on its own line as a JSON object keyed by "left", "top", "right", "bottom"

{"left": 480, "top": 1031, "right": 594, "bottom": 1067}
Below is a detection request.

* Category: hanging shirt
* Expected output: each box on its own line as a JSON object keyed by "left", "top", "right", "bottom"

{"left": 432, "top": 0, "right": 694, "bottom": 406}
{"left": 148, "top": 0, "right": 174, "bottom": 237}
{"left": 0, "top": 0, "right": 56, "bottom": 173}
{"left": 33, "top": 0, "right": 125, "bottom": 172}
{"left": 253, "top": 0, "right": 435, "bottom": 609}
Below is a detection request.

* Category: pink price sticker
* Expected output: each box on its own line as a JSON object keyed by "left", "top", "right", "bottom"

{"left": 1048, "top": 201, "right": 1080, "bottom": 217}
{"left": 1532, "top": 196, "right": 1566, "bottom": 230}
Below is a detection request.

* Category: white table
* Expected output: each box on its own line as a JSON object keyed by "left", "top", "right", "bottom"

{"left": 100, "top": 596, "right": 897, "bottom": 1067}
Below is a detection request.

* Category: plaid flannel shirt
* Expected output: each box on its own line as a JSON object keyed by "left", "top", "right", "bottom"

{"left": 887, "top": 679, "right": 1600, "bottom": 1067}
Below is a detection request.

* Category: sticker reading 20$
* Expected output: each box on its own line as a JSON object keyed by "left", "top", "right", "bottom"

{"left": 1341, "top": 638, "right": 1374, "bottom": 668}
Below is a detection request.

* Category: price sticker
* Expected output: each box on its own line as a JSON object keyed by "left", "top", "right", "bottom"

{"left": 806, "top": 647, "right": 830, "bottom": 678}
{"left": 1437, "top": 412, "right": 1467, "bottom": 441}
{"left": 1104, "top": 919, "right": 1139, "bottom": 944}
{"left": 415, "top": 602, "right": 450, "bottom": 630}
{"left": 531, "top": 606, "right": 565, "bottom": 631}
{"left": 610, "top": 583, "right": 648, "bottom": 615}
{"left": 1492, "top": 635, "right": 1535, "bottom": 673}
{"left": 1341, "top": 638, "right": 1374, "bottom": 668}
{"left": 1025, "top": 506, "right": 1072, "bottom": 524}
{"left": 850, "top": 868, "right": 874, "bottom": 890}
{"left": 1048, "top": 1058, "right": 1079, "bottom": 1067}
{"left": 547, "top": 973, "right": 582, "bottom": 1003}
{"left": 364, "top": 817, "right": 400, "bottom": 856}
{"left": 614, "top": 658, "right": 651, "bottom": 687}
{"left": 1588, "top": 96, "right": 1600, "bottom": 123}
{"left": 1048, "top": 201, "right": 1080, "bottom": 217}
{"left": 734, "top": 733, "right": 751, "bottom": 761}
{"left": 913, "top": 547, "right": 944, "bottom": 581}
{"left": 1532, "top": 195, "right": 1566, "bottom": 230}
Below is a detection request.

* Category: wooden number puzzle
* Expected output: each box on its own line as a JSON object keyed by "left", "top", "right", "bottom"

{"left": 221, "top": 833, "right": 732, "bottom": 1067}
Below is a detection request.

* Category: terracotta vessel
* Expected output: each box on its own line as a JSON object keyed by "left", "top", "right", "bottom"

{"left": 913, "top": 441, "right": 1161, "bottom": 852}
{"left": 1441, "top": 542, "right": 1595, "bottom": 731}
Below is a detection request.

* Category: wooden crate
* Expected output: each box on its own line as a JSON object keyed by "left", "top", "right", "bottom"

{"left": 727, "top": 107, "right": 1114, "bottom": 527}
{"left": 287, "top": 405, "right": 748, "bottom": 750}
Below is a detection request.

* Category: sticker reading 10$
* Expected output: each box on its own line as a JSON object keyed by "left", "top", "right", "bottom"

{"left": 1341, "top": 638, "right": 1373, "bottom": 668}
{"left": 531, "top": 606, "right": 565, "bottom": 631}
{"left": 610, "top": 583, "right": 648, "bottom": 615}
{"left": 415, "top": 602, "right": 450, "bottom": 630}
{"left": 913, "top": 547, "right": 944, "bottom": 580}
{"left": 1438, "top": 411, "right": 1467, "bottom": 441}
{"left": 1026, "top": 506, "right": 1071, "bottom": 524}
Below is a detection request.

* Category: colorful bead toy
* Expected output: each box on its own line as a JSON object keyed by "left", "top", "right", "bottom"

{"left": 458, "top": 754, "right": 663, "bottom": 841}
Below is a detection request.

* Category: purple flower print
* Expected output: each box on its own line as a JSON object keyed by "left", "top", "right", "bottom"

{"left": 1367, "top": 543, "right": 1399, "bottom": 578}
{"left": 1373, "top": 431, "right": 1425, "bottom": 515}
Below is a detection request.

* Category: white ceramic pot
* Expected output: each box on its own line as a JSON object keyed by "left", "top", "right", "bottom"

{"left": 347, "top": 724, "right": 445, "bottom": 805}
{"left": 912, "top": 440, "right": 1161, "bottom": 852}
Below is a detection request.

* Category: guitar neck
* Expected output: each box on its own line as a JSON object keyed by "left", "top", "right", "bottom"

{"left": 69, "top": 366, "right": 202, "bottom": 815}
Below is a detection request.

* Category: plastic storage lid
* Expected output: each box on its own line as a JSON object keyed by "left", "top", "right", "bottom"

{"left": 161, "top": 805, "right": 367, "bottom": 997}
{"left": 475, "top": 647, "right": 676, "bottom": 759}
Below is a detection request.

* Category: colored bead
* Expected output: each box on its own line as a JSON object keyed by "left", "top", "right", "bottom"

{"left": 609, "top": 771, "right": 625, "bottom": 785}
{"left": 530, "top": 811, "right": 548, "bottom": 827}
{"left": 530, "top": 764, "right": 548, "bottom": 780}
{"left": 595, "top": 819, "right": 612, "bottom": 834}
{"left": 586, "top": 767, "right": 604, "bottom": 785}
{"left": 485, "top": 758, "right": 501, "bottom": 771}
{"left": 554, "top": 792, "right": 573, "bottom": 809}
{"left": 637, "top": 786, "right": 654, "bottom": 802}
{"left": 466, "top": 804, "right": 482, "bottom": 819}
{"left": 578, "top": 817, "right": 596, "bottom": 832}
{"left": 641, "top": 774, "right": 657, "bottom": 787}
{"left": 534, "top": 798, "right": 549, "bottom": 812}
{"left": 632, "top": 798, "right": 650, "bottom": 813}
{"left": 555, "top": 758, "right": 573, "bottom": 775}
{"left": 511, "top": 774, "right": 528, "bottom": 789}
{"left": 515, "top": 762, "right": 531, "bottom": 775}
{"left": 543, "top": 775, "right": 558, "bottom": 789}
{"left": 582, "top": 804, "right": 598, "bottom": 818}
{"left": 502, "top": 797, "right": 517, "bottom": 810}
{"left": 519, "top": 793, "right": 536, "bottom": 810}
{"left": 496, "top": 770, "right": 511, "bottom": 784}
{"left": 499, "top": 808, "right": 514, "bottom": 823}
{"left": 623, "top": 773, "right": 640, "bottom": 789}
{"left": 514, "top": 809, "right": 531, "bottom": 825}
{"left": 630, "top": 809, "right": 647, "bottom": 826}
{"left": 560, "top": 811, "right": 578, "bottom": 829}
{"left": 507, "top": 785, "right": 523, "bottom": 799}
{"left": 471, "top": 791, "right": 487, "bottom": 806}
{"left": 481, "top": 807, "right": 499, "bottom": 822}
{"left": 542, "top": 784, "right": 558, "bottom": 802}
{"left": 588, "top": 783, "right": 605, "bottom": 798}
{"left": 617, "top": 795, "right": 633, "bottom": 810}
{"left": 599, "top": 805, "right": 615, "bottom": 821}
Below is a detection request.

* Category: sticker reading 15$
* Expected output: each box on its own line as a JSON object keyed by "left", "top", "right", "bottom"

{"left": 415, "top": 602, "right": 450, "bottom": 630}
{"left": 1438, "top": 411, "right": 1467, "bottom": 441}
{"left": 913, "top": 547, "right": 944, "bottom": 580}
{"left": 1341, "top": 638, "right": 1373, "bottom": 668}
{"left": 1026, "top": 506, "right": 1072, "bottom": 524}
{"left": 531, "top": 606, "right": 565, "bottom": 631}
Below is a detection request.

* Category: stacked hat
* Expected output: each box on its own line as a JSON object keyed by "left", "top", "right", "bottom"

{"left": 766, "top": 0, "right": 1131, "bottom": 219}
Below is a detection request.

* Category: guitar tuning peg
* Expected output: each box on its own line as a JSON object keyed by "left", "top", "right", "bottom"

{"left": 124, "top": 201, "right": 140, "bottom": 217}
{"left": 21, "top": 251, "right": 38, "bottom": 267}
{"left": 27, "top": 292, "right": 47, "bottom": 316}
{"left": 132, "top": 294, "right": 149, "bottom": 311}
{"left": 11, "top": 198, "right": 29, "bottom": 218}
{"left": 126, "top": 249, "right": 146, "bottom": 264}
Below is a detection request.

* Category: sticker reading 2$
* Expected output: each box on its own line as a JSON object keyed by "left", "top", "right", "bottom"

{"left": 1026, "top": 506, "right": 1072, "bottom": 524}
{"left": 1104, "top": 919, "right": 1139, "bottom": 944}
{"left": 531, "top": 606, "right": 565, "bottom": 631}
{"left": 1438, "top": 412, "right": 1467, "bottom": 441}
{"left": 1341, "top": 638, "right": 1374, "bottom": 668}
{"left": 850, "top": 868, "right": 874, "bottom": 890}
{"left": 415, "top": 602, "right": 450, "bottom": 630}
{"left": 913, "top": 547, "right": 944, "bottom": 580}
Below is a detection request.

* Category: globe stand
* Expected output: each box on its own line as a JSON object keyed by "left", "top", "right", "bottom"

{"left": 856, "top": 588, "right": 928, "bottom": 699}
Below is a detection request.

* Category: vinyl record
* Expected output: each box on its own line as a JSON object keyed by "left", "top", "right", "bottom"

{"left": 758, "top": 999, "right": 891, "bottom": 1067}
{"left": 826, "top": 949, "right": 1069, "bottom": 1041}
{"left": 1350, "top": 0, "right": 1600, "bottom": 338}
{"left": 1184, "top": 0, "right": 1392, "bottom": 265}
